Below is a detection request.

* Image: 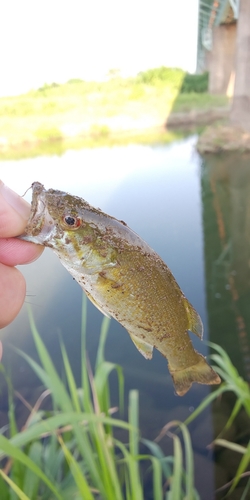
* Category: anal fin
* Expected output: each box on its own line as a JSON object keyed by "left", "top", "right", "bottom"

{"left": 184, "top": 299, "right": 203, "bottom": 339}
{"left": 128, "top": 331, "right": 153, "bottom": 359}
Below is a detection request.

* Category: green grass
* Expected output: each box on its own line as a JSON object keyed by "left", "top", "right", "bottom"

{"left": 0, "top": 297, "right": 199, "bottom": 499}
{"left": 0, "top": 71, "right": 230, "bottom": 160}
{"left": 1, "top": 296, "right": 250, "bottom": 498}
{"left": 171, "top": 93, "right": 229, "bottom": 113}
{"left": 184, "top": 341, "right": 250, "bottom": 497}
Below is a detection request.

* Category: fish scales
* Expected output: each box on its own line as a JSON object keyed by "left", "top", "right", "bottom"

{"left": 20, "top": 182, "right": 221, "bottom": 396}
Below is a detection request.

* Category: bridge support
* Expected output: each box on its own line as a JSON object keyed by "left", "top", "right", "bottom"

{"left": 230, "top": 0, "right": 250, "bottom": 131}
{"left": 206, "top": 23, "right": 236, "bottom": 95}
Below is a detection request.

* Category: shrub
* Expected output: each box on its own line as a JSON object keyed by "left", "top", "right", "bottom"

{"left": 180, "top": 72, "right": 209, "bottom": 93}
{"left": 35, "top": 126, "right": 63, "bottom": 141}
{"left": 137, "top": 67, "right": 185, "bottom": 89}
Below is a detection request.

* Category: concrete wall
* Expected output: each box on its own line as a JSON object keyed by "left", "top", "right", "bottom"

{"left": 206, "top": 23, "right": 236, "bottom": 95}
{"left": 230, "top": 0, "right": 250, "bottom": 131}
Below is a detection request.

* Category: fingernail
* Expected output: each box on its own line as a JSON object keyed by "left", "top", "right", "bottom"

{"left": 0, "top": 180, "right": 31, "bottom": 219}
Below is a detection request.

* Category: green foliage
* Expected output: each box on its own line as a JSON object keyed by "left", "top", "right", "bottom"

{"left": 180, "top": 72, "right": 209, "bottom": 93}
{"left": 38, "top": 82, "right": 60, "bottom": 91}
{"left": 35, "top": 126, "right": 63, "bottom": 141}
{"left": 172, "top": 93, "right": 229, "bottom": 112}
{"left": 137, "top": 67, "right": 208, "bottom": 94}
{"left": 67, "top": 78, "right": 85, "bottom": 85}
{"left": 184, "top": 342, "right": 250, "bottom": 497}
{"left": 0, "top": 297, "right": 199, "bottom": 499}
{"left": 0, "top": 66, "right": 230, "bottom": 160}
{"left": 2, "top": 297, "right": 250, "bottom": 498}
{"left": 89, "top": 124, "right": 110, "bottom": 139}
{"left": 137, "top": 66, "right": 185, "bottom": 88}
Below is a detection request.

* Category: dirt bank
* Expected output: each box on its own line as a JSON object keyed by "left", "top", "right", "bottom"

{"left": 166, "top": 107, "right": 229, "bottom": 127}
{"left": 197, "top": 123, "right": 250, "bottom": 153}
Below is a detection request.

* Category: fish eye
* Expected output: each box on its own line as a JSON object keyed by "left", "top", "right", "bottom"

{"left": 63, "top": 215, "right": 81, "bottom": 229}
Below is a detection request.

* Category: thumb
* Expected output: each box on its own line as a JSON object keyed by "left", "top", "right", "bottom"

{"left": 0, "top": 181, "right": 31, "bottom": 237}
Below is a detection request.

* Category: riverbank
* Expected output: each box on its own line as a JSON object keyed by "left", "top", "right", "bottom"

{"left": 197, "top": 123, "right": 250, "bottom": 153}
{"left": 0, "top": 77, "right": 229, "bottom": 160}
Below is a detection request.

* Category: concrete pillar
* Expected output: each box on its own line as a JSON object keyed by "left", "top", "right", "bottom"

{"left": 207, "top": 23, "right": 236, "bottom": 95}
{"left": 230, "top": 0, "right": 250, "bottom": 131}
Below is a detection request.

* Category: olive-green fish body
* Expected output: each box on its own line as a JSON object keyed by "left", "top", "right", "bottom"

{"left": 21, "top": 182, "right": 221, "bottom": 396}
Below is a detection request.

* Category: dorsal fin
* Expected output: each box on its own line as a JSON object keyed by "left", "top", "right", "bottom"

{"left": 184, "top": 298, "right": 203, "bottom": 339}
{"left": 128, "top": 331, "right": 153, "bottom": 359}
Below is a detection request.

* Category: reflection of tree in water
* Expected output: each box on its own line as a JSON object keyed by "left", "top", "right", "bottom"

{"left": 201, "top": 152, "right": 250, "bottom": 382}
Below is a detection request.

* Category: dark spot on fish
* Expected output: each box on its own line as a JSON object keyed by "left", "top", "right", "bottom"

{"left": 82, "top": 235, "right": 93, "bottom": 244}
{"left": 137, "top": 325, "right": 152, "bottom": 333}
{"left": 65, "top": 237, "right": 71, "bottom": 244}
{"left": 99, "top": 250, "right": 108, "bottom": 258}
{"left": 111, "top": 282, "right": 123, "bottom": 289}
{"left": 159, "top": 333, "right": 171, "bottom": 342}
{"left": 119, "top": 220, "right": 127, "bottom": 226}
{"left": 99, "top": 271, "right": 107, "bottom": 278}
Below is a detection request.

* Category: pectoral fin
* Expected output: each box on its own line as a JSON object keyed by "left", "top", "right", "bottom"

{"left": 184, "top": 299, "right": 203, "bottom": 339}
{"left": 84, "top": 290, "right": 111, "bottom": 318}
{"left": 128, "top": 331, "right": 153, "bottom": 359}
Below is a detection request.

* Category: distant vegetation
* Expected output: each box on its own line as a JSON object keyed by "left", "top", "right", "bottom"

{"left": 137, "top": 67, "right": 209, "bottom": 93}
{"left": 0, "top": 67, "right": 228, "bottom": 160}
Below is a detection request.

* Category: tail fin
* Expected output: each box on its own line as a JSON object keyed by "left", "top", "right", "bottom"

{"left": 169, "top": 353, "right": 221, "bottom": 396}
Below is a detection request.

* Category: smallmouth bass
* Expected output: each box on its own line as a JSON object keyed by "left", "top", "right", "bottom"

{"left": 20, "top": 182, "right": 221, "bottom": 396}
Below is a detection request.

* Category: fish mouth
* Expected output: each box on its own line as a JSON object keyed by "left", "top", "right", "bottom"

{"left": 18, "top": 182, "right": 56, "bottom": 245}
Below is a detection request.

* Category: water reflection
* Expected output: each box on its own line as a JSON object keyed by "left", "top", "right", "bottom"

{"left": 202, "top": 152, "right": 250, "bottom": 382}
{"left": 201, "top": 152, "right": 250, "bottom": 498}
{"left": 1, "top": 137, "right": 217, "bottom": 498}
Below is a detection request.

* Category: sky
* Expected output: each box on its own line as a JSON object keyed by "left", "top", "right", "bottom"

{"left": 0, "top": 0, "right": 199, "bottom": 97}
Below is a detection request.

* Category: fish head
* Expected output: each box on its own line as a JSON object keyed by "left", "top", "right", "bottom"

{"left": 19, "top": 182, "right": 120, "bottom": 274}
{"left": 20, "top": 182, "right": 88, "bottom": 247}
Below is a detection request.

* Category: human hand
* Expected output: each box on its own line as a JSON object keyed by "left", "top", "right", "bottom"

{"left": 0, "top": 181, "right": 44, "bottom": 329}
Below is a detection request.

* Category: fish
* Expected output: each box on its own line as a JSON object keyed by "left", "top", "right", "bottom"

{"left": 20, "top": 182, "right": 221, "bottom": 396}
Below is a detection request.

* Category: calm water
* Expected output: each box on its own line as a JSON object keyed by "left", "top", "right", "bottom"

{"left": 1, "top": 137, "right": 250, "bottom": 498}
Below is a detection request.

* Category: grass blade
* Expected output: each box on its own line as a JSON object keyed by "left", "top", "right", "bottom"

{"left": 0, "top": 469, "right": 30, "bottom": 500}
{"left": 0, "top": 435, "right": 63, "bottom": 499}
{"left": 60, "top": 341, "right": 81, "bottom": 413}
{"left": 171, "top": 434, "right": 182, "bottom": 499}
{"left": 128, "top": 390, "right": 144, "bottom": 500}
{"left": 27, "top": 308, "right": 73, "bottom": 412}
{"left": 58, "top": 435, "right": 95, "bottom": 500}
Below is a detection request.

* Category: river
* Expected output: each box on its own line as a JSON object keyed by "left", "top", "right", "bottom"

{"left": 1, "top": 136, "right": 250, "bottom": 498}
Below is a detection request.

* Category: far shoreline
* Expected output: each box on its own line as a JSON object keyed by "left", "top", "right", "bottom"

{"left": 0, "top": 107, "right": 230, "bottom": 161}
